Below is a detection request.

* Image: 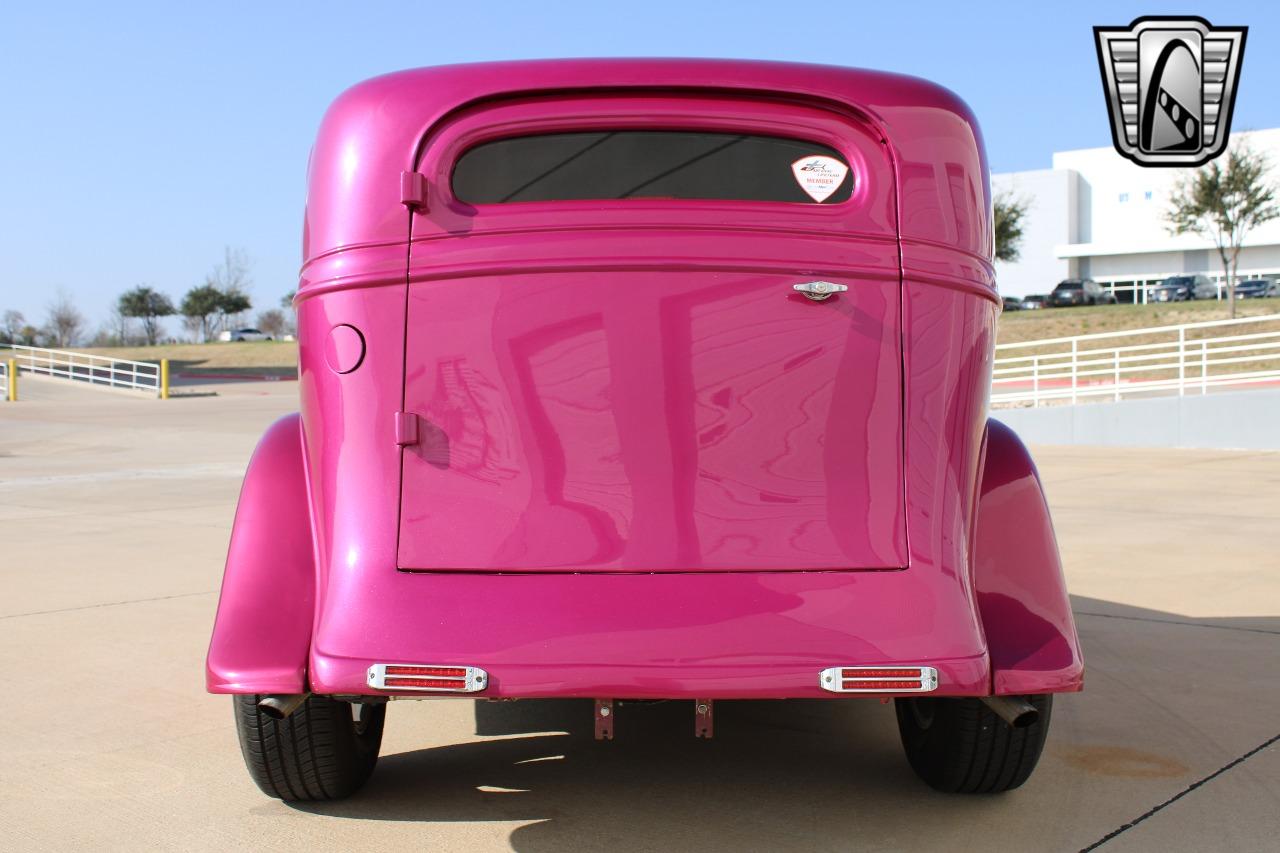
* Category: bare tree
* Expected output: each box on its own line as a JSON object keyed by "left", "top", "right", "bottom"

{"left": 994, "top": 191, "right": 1030, "bottom": 262}
{"left": 209, "top": 247, "right": 253, "bottom": 330}
{"left": 44, "top": 291, "right": 85, "bottom": 348}
{"left": 101, "top": 306, "right": 131, "bottom": 346}
{"left": 112, "top": 306, "right": 129, "bottom": 344}
{"left": 256, "top": 309, "right": 286, "bottom": 338}
{"left": 2, "top": 309, "right": 25, "bottom": 344}
{"left": 1166, "top": 142, "right": 1279, "bottom": 318}
{"left": 209, "top": 246, "right": 252, "bottom": 291}
{"left": 280, "top": 290, "right": 297, "bottom": 336}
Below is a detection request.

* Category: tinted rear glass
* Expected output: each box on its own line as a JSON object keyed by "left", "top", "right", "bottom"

{"left": 1054, "top": 281, "right": 1083, "bottom": 291}
{"left": 1163, "top": 276, "right": 1193, "bottom": 286}
{"left": 452, "top": 131, "right": 853, "bottom": 204}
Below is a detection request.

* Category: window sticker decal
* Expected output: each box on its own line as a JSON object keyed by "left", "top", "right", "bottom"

{"left": 791, "top": 155, "right": 850, "bottom": 202}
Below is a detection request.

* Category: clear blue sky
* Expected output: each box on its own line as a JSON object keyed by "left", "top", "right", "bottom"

{"left": 2, "top": 1, "right": 1276, "bottom": 332}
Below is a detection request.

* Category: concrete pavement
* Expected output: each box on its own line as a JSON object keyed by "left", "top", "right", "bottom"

{"left": 1, "top": 377, "right": 1277, "bottom": 851}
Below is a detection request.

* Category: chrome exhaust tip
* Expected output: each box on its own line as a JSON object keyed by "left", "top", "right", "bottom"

{"left": 981, "top": 695, "right": 1039, "bottom": 728}
{"left": 258, "top": 694, "right": 310, "bottom": 720}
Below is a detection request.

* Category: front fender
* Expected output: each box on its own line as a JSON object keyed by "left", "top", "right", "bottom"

{"left": 974, "top": 419, "right": 1084, "bottom": 695}
{"left": 206, "top": 414, "right": 315, "bottom": 693}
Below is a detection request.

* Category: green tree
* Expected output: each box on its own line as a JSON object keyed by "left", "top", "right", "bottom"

{"left": 180, "top": 284, "right": 225, "bottom": 342}
{"left": 180, "top": 283, "right": 254, "bottom": 342}
{"left": 117, "top": 285, "right": 175, "bottom": 345}
{"left": 994, "top": 192, "right": 1030, "bottom": 262}
{"left": 1166, "top": 142, "right": 1279, "bottom": 318}
{"left": 218, "top": 287, "right": 252, "bottom": 330}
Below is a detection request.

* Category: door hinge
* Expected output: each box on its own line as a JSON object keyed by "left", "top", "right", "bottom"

{"left": 400, "top": 171, "right": 428, "bottom": 210}
{"left": 395, "top": 411, "right": 419, "bottom": 446}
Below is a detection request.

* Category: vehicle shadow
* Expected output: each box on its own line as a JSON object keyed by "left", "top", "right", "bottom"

{"left": 164, "top": 360, "right": 296, "bottom": 379}
{"left": 289, "top": 596, "right": 1280, "bottom": 852}
{"left": 293, "top": 697, "right": 940, "bottom": 851}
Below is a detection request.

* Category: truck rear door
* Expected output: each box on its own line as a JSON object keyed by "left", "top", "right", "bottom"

{"left": 397, "top": 94, "right": 906, "bottom": 572}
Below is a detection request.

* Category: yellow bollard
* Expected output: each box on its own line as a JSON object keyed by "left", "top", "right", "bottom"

{"left": 6, "top": 359, "right": 15, "bottom": 402}
{"left": 160, "top": 358, "right": 170, "bottom": 400}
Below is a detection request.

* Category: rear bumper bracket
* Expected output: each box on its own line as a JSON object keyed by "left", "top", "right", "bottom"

{"left": 695, "top": 699, "right": 714, "bottom": 738}
{"left": 594, "top": 699, "right": 613, "bottom": 740}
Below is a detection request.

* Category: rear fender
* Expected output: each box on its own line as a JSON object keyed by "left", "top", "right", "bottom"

{"left": 206, "top": 414, "right": 315, "bottom": 693}
{"left": 974, "top": 419, "right": 1084, "bottom": 694}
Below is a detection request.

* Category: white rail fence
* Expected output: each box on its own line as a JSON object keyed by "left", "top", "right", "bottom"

{"left": 992, "top": 313, "right": 1280, "bottom": 407}
{"left": 2, "top": 344, "right": 162, "bottom": 396}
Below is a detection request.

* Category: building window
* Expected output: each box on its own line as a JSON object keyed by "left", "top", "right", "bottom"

{"left": 1119, "top": 192, "right": 1129, "bottom": 202}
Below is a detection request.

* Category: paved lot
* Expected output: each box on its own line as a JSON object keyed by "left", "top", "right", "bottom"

{"left": 1, "top": 377, "right": 1277, "bottom": 852}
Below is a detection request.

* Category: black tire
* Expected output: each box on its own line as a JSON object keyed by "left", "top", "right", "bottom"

{"left": 894, "top": 695, "right": 1051, "bottom": 793}
{"left": 233, "top": 695, "right": 385, "bottom": 801}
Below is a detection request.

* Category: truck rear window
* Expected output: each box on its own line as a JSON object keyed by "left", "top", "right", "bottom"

{"left": 452, "top": 131, "right": 853, "bottom": 205}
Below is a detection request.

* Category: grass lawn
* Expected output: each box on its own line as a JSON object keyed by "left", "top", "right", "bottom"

{"left": 66, "top": 299, "right": 1280, "bottom": 370}
{"left": 72, "top": 340, "right": 299, "bottom": 376}
{"left": 997, "top": 298, "right": 1280, "bottom": 344}
{"left": 996, "top": 299, "right": 1280, "bottom": 385}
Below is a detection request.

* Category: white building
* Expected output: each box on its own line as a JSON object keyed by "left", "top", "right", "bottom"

{"left": 993, "top": 128, "right": 1280, "bottom": 300}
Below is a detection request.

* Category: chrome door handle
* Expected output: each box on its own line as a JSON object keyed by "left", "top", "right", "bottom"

{"left": 793, "top": 281, "right": 848, "bottom": 301}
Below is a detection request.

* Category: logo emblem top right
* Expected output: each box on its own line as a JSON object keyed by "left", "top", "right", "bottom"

{"left": 1095, "top": 17, "right": 1247, "bottom": 167}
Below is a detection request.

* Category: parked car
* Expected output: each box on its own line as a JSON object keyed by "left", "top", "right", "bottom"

{"left": 207, "top": 59, "right": 1082, "bottom": 802}
{"left": 1151, "top": 274, "right": 1217, "bottom": 301}
{"left": 1235, "top": 278, "right": 1277, "bottom": 298}
{"left": 218, "top": 328, "right": 274, "bottom": 342}
{"left": 1020, "top": 293, "right": 1049, "bottom": 309}
{"left": 1001, "top": 296, "right": 1024, "bottom": 311}
{"left": 1047, "top": 279, "right": 1116, "bottom": 307}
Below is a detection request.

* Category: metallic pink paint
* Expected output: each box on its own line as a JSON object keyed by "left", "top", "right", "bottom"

{"left": 206, "top": 414, "right": 313, "bottom": 694}
{"left": 976, "top": 420, "right": 1085, "bottom": 694}
{"left": 206, "top": 58, "right": 1081, "bottom": 701}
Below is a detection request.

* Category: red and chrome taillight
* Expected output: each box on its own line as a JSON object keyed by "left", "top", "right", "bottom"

{"left": 819, "top": 666, "right": 938, "bottom": 693}
{"left": 367, "top": 664, "right": 488, "bottom": 693}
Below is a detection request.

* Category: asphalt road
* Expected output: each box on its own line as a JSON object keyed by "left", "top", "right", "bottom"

{"left": 2, "top": 376, "right": 1277, "bottom": 851}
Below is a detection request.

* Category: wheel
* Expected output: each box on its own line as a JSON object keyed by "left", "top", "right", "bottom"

{"left": 233, "top": 694, "right": 385, "bottom": 801}
{"left": 894, "top": 695, "right": 1052, "bottom": 793}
